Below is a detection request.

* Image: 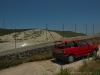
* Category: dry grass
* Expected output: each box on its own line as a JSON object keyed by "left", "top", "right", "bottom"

{"left": 78, "top": 59, "right": 100, "bottom": 75}
{"left": 86, "top": 39, "right": 100, "bottom": 45}
{"left": 0, "top": 53, "right": 53, "bottom": 70}
{"left": 78, "top": 55, "right": 100, "bottom": 72}
{"left": 0, "top": 38, "right": 100, "bottom": 72}
{"left": 26, "top": 53, "right": 53, "bottom": 62}
{"left": 55, "top": 59, "right": 100, "bottom": 75}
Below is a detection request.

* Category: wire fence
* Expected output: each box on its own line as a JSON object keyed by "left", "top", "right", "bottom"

{"left": 47, "top": 24, "right": 100, "bottom": 35}
{"left": 0, "top": 24, "right": 100, "bottom": 49}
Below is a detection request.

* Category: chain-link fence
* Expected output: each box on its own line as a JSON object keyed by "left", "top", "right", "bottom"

{"left": 0, "top": 24, "right": 100, "bottom": 50}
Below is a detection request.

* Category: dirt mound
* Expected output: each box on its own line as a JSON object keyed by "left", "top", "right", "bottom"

{"left": 0, "top": 29, "right": 62, "bottom": 42}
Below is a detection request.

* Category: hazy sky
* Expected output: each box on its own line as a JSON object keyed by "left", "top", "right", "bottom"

{"left": 0, "top": 0, "right": 100, "bottom": 35}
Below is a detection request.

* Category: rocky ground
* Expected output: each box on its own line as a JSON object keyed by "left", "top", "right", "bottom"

{"left": 0, "top": 45, "right": 99, "bottom": 75}
{"left": 0, "top": 29, "right": 100, "bottom": 75}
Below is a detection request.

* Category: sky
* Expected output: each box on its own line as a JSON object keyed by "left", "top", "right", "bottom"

{"left": 0, "top": 0, "right": 100, "bottom": 35}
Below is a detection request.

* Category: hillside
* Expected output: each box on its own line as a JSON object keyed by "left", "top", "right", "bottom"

{"left": 0, "top": 28, "right": 31, "bottom": 36}
{"left": 0, "top": 28, "right": 62, "bottom": 42}
{"left": 0, "top": 28, "right": 86, "bottom": 43}
{"left": 51, "top": 30, "right": 86, "bottom": 37}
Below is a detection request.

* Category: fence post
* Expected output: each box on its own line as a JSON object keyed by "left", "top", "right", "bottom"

{"left": 37, "top": 24, "right": 38, "bottom": 29}
{"left": 15, "top": 28, "right": 16, "bottom": 48}
{"left": 63, "top": 24, "right": 64, "bottom": 39}
{"left": 46, "top": 23, "right": 47, "bottom": 42}
{"left": 75, "top": 23, "right": 76, "bottom": 37}
{"left": 93, "top": 24, "right": 94, "bottom": 35}
{"left": 86, "top": 24, "right": 87, "bottom": 35}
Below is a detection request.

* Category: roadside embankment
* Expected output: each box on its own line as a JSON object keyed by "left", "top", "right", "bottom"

{"left": 0, "top": 34, "right": 100, "bottom": 62}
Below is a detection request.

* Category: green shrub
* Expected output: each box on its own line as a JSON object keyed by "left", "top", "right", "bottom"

{"left": 56, "top": 67, "right": 71, "bottom": 75}
{"left": 0, "top": 28, "right": 30, "bottom": 36}
{"left": 0, "top": 59, "right": 23, "bottom": 70}
{"left": 50, "top": 30, "right": 86, "bottom": 37}
{"left": 78, "top": 55, "right": 100, "bottom": 75}
{"left": 91, "top": 68, "right": 100, "bottom": 75}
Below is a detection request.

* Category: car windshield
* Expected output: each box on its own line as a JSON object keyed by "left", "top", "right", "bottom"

{"left": 55, "top": 42, "right": 64, "bottom": 49}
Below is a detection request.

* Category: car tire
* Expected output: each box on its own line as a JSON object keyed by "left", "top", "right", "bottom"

{"left": 67, "top": 55, "right": 74, "bottom": 63}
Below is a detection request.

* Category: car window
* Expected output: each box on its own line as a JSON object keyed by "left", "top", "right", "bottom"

{"left": 65, "top": 41, "right": 78, "bottom": 48}
{"left": 78, "top": 40, "right": 88, "bottom": 46}
{"left": 55, "top": 42, "right": 64, "bottom": 49}
{"left": 73, "top": 41, "right": 78, "bottom": 47}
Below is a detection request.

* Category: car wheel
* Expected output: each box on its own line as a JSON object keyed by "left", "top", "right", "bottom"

{"left": 92, "top": 50, "right": 97, "bottom": 56}
{"left": 67, "top": 55, "right": 74, "bottom": 63}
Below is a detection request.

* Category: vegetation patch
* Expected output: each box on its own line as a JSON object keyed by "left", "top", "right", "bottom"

{"left": 0, "top": 53, "right": 53, "bottom": 70}
{"left": 86, "top": 38, "right": 100, "bottom": 45}
{"left": 0, "top": 28, "right": 31, "bottom": 36}
{"left": 55, "top": 67, "right": 71, "bottom": 75}
{"left": 55, "top": 56, "right": 100, "bottom": 75}
{"left": 78, "top": 56, "right": 100, "bottom": 75}
{"left": 51, "top": 30, "right": 86, "bottom": 37}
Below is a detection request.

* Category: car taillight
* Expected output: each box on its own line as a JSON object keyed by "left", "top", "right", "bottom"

{"left": 63, "top": 50, "right": 66, "bottom": 54}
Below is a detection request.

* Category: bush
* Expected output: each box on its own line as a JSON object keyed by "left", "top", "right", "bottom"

{"left": 56, "top": 67, "right": 71, "bottom": 75}
{"left": 78, "top": 56, "right": 100, "bottom": 75}
{"left": 91, "top": 68, "right": 100, "bottom": 75}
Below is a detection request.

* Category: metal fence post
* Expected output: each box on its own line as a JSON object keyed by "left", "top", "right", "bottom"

{"left": 15, "top": 28, "right": 16, "bottom": 48}
{"left": 75, "top": 23, "right": 76, "bottom": 37}
{"left": 93, "top": 24, "right": 94, "bottom": 35}
{"left": 46, "top": 23, "right": 47, "bottom": 41}
{"left": 63, "top": 24, "right": 64, "bottom": 39}
{"left": 86, "top": 24, "right": 87, "bottom": 35}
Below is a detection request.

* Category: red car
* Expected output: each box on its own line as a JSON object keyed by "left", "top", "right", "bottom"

{"left": 52, "top": 39, "right": 99, "bottom": 63}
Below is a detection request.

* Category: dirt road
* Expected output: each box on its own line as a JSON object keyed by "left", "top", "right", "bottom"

{"left": 0, "top": 59, "right": 84, "bottom": 75}
{"left": 0, "top": 46, "right": 100, "bottom": 75}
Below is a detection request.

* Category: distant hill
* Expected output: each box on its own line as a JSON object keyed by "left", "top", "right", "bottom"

{"left": 0, "top": 28, "right": 31, "bottom": 36}
{"left": 0, "top": 28, "right": 62, "bottom": 42}
{"left": 0, "top": 28, "right": 86, "bottom": 43}
{"left": 0, "top": 28, "right": 86, "bottom": 37}
{"left": 50, "top": 30, "right": 86, "bottom": 38}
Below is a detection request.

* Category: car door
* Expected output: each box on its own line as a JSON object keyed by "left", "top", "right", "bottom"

{"left": 65, "top": 41, "right": 80, "bottom": 58}
{"left": 78, "top": 40, "right": 89, "bottom": 56}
